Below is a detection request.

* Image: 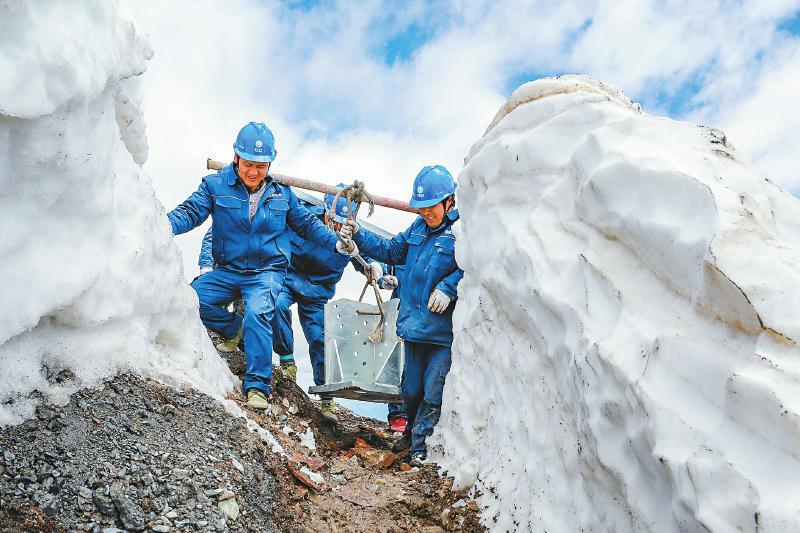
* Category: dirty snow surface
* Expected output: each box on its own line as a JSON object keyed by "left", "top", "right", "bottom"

{"left": 430, "top": 75, "right": 800, "bottom": 532}
{"left": 0, "top": 1, "right": 236, "bottom": 426}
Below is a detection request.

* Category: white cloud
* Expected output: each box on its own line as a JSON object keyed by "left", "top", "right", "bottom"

{"left": 717, "top": 41, "right": 800, "bottom": 190}
{"left": 130, "top": 0, "right": 800, "bottom": 276}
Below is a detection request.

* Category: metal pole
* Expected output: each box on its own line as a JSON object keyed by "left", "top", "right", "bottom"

{"left": 206, "top": 158, "right": 418, "bottom": 214}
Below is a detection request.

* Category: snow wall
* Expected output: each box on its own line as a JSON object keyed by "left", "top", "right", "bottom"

{"left": 430, "top": 75, "right": 800, "bottom": 532}
{"left": 0, "top": 1, "right": 236, "bottom": 426}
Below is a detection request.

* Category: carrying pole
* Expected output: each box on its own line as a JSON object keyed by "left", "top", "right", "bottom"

{"left": 206, "top": 158, "right": 417, "bottom": 214}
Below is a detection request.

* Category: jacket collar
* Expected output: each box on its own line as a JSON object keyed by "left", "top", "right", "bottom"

{"left": 423, "top": 208, "right": 459, "bottom": 235}
{"left": 223, "top": 163, "right": 237, "bottom": 186}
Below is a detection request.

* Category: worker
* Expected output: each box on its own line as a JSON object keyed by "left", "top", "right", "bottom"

{"left": 198, "top": 193, "right": 407, "bottom": 431}
{"left": 201, "top": 186, "right": 381, "bottom": 425}
{"left": 338, "top": 165, "right": 462, "bottom": 466}
{"left": 167, "top": 122, "right": 341, "bottom": 410}
{"left": 378, "top": 265, "right": 408, "bottom": 434}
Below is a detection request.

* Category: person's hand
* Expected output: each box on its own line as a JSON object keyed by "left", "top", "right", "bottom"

{"left": 339, "top": 219, "right": 359, "bottom": 240}
{"left": 199, "top": 267, "right": 213, "bottom": 275}
{"left": 378, "top": 275, "right": 399, "bottom": 290}
{"left": 368, "top": 262, "right": 383, "bottom": 282}
{"left": 427, "top": 289, "right": 451, "bottom": 314}
{"left": 336, "top": 240, "right": 359, "bottom": 256}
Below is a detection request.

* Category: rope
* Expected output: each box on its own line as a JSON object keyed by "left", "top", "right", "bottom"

{"left": 326, "top": 180, "right": 375, "bottom": 223}
{"left": 327, "top": 181, "right": 385, "bottom": 343}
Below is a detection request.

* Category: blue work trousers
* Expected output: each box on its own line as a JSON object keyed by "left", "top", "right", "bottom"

{"left": 191, "top": 268, "right": 284, "bottom": 395}
{"left": 402, "top": 340, "right": 452, "bottom": 456}
{"left": 388, "top": 402, "right": 406, "bottom": 420}
{"left": 271, "top": 287, "right": 327, "bottom": 388}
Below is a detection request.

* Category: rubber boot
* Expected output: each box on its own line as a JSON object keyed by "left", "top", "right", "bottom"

{"left": 319, "top": 398, "right": 338, "bottom": 426}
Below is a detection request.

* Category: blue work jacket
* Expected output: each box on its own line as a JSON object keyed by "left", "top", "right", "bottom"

{"left": 199, "top": 204, "right": 368, "bottom": 300}
{"left": 168, "top": 164, "right": 337, "bottom": 273}
{"left": 353, "top": 210, "right": 463, "bottom": 346}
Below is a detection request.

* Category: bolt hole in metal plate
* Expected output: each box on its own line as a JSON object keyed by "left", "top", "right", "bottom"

{"left": 309, "top": 298, "right": 404, "bottom": 403}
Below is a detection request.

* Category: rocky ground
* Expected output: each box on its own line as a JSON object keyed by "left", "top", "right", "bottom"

{"left": 0, "top": 340, "right": 484, "bottom": 532}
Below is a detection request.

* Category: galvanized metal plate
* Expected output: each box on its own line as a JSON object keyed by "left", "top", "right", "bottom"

{"left": 308, "top": 298, "right": 404, "bottom": 403}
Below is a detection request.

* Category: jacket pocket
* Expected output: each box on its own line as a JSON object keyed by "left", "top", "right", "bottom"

{"left": 430, "top": 235, "right": 456, "bottom": 270}
{"left": 267, "top": 198, "right": 290, "bottom": 231}
{"left": 215, "top": 196, "right": 243, "bottom": 209}
{"left": 407, "top": 232, "right": 425, "bottom": 246}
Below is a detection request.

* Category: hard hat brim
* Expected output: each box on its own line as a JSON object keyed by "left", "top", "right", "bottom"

{"left": 234, "top": 147, "right": 276, "bottom": 163}
{"left": 408, "top": 188, "right": 456, "bottom": 208}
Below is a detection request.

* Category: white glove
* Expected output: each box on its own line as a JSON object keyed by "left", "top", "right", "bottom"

{"left": 368, "top": 262, "right": 383, "bottom": 282}
{"left": 427, "top": 289, "right": 451, "bottom": 314}
{"left": 199, "top": 267, "right": 213, "bottom": 275}
{"left": 336, "top": 240, "right": 359, "bottom": 256}
{"left": 339, "top": 220, "right": 359, "bottom": 240}
{"left": 378, "top": 275, "right": 398, "bottom": 290}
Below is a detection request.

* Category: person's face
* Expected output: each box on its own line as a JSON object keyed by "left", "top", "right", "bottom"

{"left": 418, "top": 197, "right": 453, "bottom": 228}
{"left": 234, "top": 154, "right": 270, "bottom": 191}
{"left": 324, "top": 212, "right": 343, "bottom": 232}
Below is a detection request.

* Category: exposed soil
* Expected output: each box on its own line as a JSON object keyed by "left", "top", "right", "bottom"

{"left": 0, "top": 336, "right": 484, "bottom": 532}
{"left": 216, "top": 337, "right": 485, "bottom": 532}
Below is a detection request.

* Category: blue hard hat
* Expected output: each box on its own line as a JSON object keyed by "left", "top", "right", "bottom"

{"left": 324, "top": 183, "right": 360, "bottom": 223}
{"left": 408, "top": 165, "right": 456, "bottom": 208}
{"left": 233, "top": 122, "right": 276, "bottom": 163}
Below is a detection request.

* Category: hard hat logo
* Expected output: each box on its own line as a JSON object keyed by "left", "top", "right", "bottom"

{"left": 255, "top": 140, "right": 263, "bottom": 148}
{"left": 408, "top": 165, "right": 456, "bottom": 208}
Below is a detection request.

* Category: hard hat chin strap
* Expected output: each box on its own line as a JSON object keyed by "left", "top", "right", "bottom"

{"left": 442, "top": 195, "right": 456, "bottom": 212}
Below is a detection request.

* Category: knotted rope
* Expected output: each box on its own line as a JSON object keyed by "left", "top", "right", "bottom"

{"left": 327, "top": 181, "right": 385, "bottom": 343}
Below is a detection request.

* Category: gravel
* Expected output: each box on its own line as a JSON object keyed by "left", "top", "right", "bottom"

{"left": 0, "top": 374, "right": 279, "bottom": 532}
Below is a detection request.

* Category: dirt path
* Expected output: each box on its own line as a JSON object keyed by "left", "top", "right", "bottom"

{"left": 221, "top": 344, "right": 485, "bottom": 532}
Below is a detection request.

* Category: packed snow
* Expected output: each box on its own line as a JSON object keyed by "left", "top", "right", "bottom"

{"left": 5, "top": 1, "right": 800, "bottom": 530}
{"left": 0, "top": 1, "right": 236, "bottom": 426}
{"left": 430, "top": 75, "right": 800, "bottom": 532}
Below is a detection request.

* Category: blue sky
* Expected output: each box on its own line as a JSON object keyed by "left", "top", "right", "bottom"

{"left": 229, "top": 1, "right": 800, "bottom": 197}
{"left": 135, "top": 0, "right": 800, "bottom": 418}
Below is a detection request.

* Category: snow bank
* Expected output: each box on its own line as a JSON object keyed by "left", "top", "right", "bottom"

{"left": 431, "top": 75, "right": 800, "bottom": 532}
{"left": 0, "top": 1, "right": 237, "bottom": 426}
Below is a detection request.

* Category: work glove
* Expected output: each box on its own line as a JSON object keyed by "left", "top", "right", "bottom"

{"left": 339, "top": 219, "right": 359, "bottom": 240}
{"left": 336, "top": 239, "right": 359, "bottom": 256}
{"left": 199, "top": 267, "right": 213, "bottom": 276}
{"left": 378, "top": 275, "right": 399, "bottom": 290}
{"left": 367, "top": 262, "right": 383, "bottom": 283}
{"left": 427, "top": 289, "right": 451, "bottom": 314}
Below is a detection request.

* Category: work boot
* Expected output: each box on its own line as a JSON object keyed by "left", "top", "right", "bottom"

{"left": 319, "top": 399, "right": 338, "bottom": 426}
{"left": 408, "top": 453, "right": 426, "bottom": 468}
{"left": 388, "top": 416, "right": 407, "bottom": 434}
{"left": 281, "top": 363, "right": 298, "bottom": 382}
{"left": 279, "top": 355, "right": 297, "bottom": 382}
{"left": 216, "top": 327, "right": 243, "bottom": 353}
{"left": 246, "top": 389, "right": 269, "bottom": 410}
{"left": 392, "top": 432, "right": 412, "bottom": 453}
